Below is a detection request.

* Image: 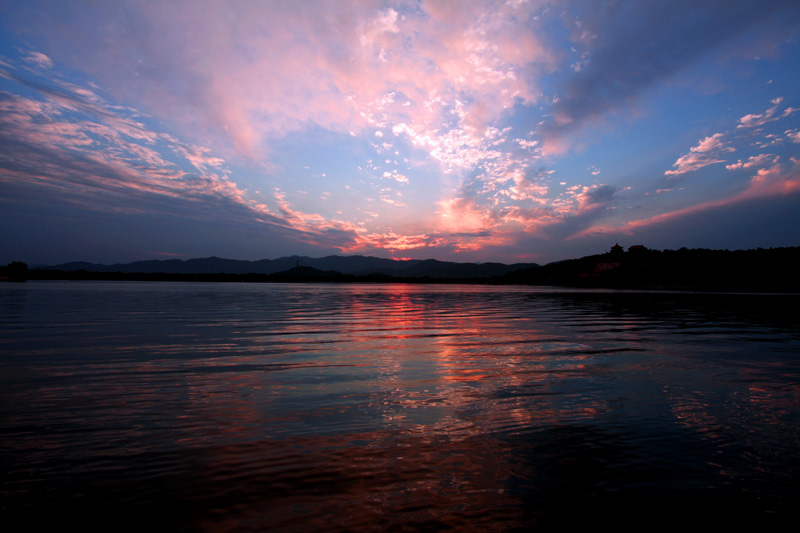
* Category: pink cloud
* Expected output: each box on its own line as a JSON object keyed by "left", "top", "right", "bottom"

{"left": 737, "top": 97, "right": 785, "bottom": 129}
{"left": 665, "top": 133, "right": 733, "bottom": 176}
{"left": 436, "top": 176, "right": 620, "bottom": 247}
{"left": 6, "top": 3, "right": 797, "bottom": 264}
{"left": 665, "top": 98, "right": 798, "bottom": 178}
{"left": 25, "top": 2, "right": 552, "bottom": 174}
{"left": 438, "top": 195, "right": 501, "bottom": 234}
{"left": 725, "top": 153, "right": 777, "bottom": 171}
{"left": 22, "top": 50, "right": 54, "bottom": 69}
{"left": 3, "top": 62, "right": 461, "bottom": 258}
{"left": 348, "top": 231, "right": 443, "bottom": 253}
{"left": 626, "top": 159, "right": 800, "bottom": 232}
{"left": 694, "top": 133, "right": 727, "bottom": 152}
{"left": 0, "top": 88, "right": 270, "bottom": 226}
{"left": 4, "top": 3, "right": 573, "bottom": 260}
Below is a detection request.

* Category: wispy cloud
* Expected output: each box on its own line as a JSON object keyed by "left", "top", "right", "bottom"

{"left": 14, "top": 1, "right": 552, "bottom": 171}
{"left": 665, "top": 133, "right": 733, "bottom": 176}
{"left": 737, "top": 97, "right": 791, "bottom": 128}
{"left": 620, "top": 158, "right": 800, "bottom": 233}
{"left": 666, "top": 98, "right": 798, "bottom": 177}
{"left": 726, "top": 153, "right": 778, "bottom": 171}
{"left": 0, "top": 62, "right": 318, "bottom": 243}
{"left": 21, "top": 50, "right": 54, "bottom": 69}
{"left": 1, "top": 0, "right": 799, "bottom": 264}
{"left": 541, "top": 0, "right": 800, "bottom": 148}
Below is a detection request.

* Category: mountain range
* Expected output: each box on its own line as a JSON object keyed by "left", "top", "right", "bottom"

{"left": 25, "top": 245, "right": 800, "bottom": 291}
{"left": 39, "top": 255, "right": 539, "bottom": 279}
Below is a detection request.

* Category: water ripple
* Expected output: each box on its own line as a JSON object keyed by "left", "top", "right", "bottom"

{"left": 2, "top": 282, "right": 800, "bottom": 529}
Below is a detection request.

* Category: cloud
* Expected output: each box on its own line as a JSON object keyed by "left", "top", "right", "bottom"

{"left": 0, "top": 3, "right": 570, "bottom": 260}
{"left": 436, "top": 178, "right": 620, "bottom": 250}
{"left": 624, "top": 158, "right": 800, "bottom": 233}
{"left": 542, "top": 0, "right": 800, "bottom": 146}
{"left": 2, "top": 2, "right": 799, "bottom": 264}
{"left": 438, "top": 195, "right": 499, "bottom": 235}
{"left": 1, "top": 54, "right": 424, "bottom": 256}
{"left": 666, "top": 98, "right": 798, "bottom": 177}
{"left": 22, "top": 50, "right": 54, "bottom": 69}
{"left": 725, "top": 153, "right": 777, "bottom": 170}
{"left": 737, "top": 97, "right": 785, "bottom": 128}
{"left": 0, "top": 76, "right": 307, "bottom": 237}
{"left": 665, "top": 133, "right": 733, "bottom": 176}
{"left": 347, "top": 231, "right": 443, "bottom": 253}
{"left": 5, "top": 1, "right": 553, "bottom": 171}
{"left": 578, "top": 184, "right": 617, "bottom": 208}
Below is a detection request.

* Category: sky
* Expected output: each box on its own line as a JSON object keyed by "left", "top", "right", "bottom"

{"left": 1, "top": 0, "right": 799, "bottom": 266}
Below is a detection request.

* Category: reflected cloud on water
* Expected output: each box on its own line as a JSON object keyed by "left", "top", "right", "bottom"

{"left": 2, "top": 282, "right": 799, "bottom": 529}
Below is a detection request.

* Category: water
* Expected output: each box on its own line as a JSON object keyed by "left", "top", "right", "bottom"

{"left": 1, "top": 281, "right": 799, "bottom": 530}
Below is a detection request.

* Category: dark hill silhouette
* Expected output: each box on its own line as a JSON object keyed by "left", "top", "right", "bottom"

{"left": 40, "top": 254, "right": 539, "bottom": 279}
{"left": 391, "top": 259, "right": 533, "bottom": 279}
{"left": 0, "top": 261, "right": 28, "bottom": 282}
{"left": 267, "top": 266, "right": 344, "bottom": 281}
{"left": 502, "top": 246, "right": 800, "bottom": 292}
{"left": 27, "top": 246, "right": 800, "bottom": 291}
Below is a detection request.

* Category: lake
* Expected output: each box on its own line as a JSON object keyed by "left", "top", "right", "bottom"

{"left": 2, "top": 281, "right": 799, "bottom": 530}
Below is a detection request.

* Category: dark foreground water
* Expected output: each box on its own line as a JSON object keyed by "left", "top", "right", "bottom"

{"left": 2, "top": 281, "right": 799, "bottom": 531}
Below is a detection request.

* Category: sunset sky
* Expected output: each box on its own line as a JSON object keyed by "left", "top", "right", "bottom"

{"left": 2, "top": 0, "right": 799, "bottom": 266}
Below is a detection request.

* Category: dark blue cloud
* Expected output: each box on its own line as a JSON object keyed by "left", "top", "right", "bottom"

{"left": 544, "top": 0, "right": 800, "bottom": 140}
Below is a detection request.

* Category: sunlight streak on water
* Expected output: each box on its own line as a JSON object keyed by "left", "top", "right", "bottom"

{"left": 2, "top": 282, "right": 800, "bottom": 530}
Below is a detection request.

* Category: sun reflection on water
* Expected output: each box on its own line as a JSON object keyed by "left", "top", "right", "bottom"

{"left": 2, "top": 282, "right": 800, "bottom": 529}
